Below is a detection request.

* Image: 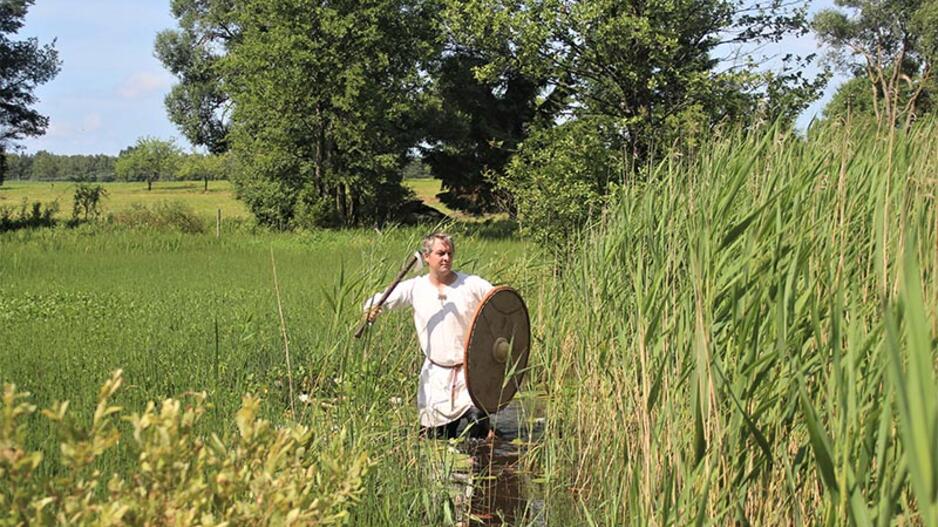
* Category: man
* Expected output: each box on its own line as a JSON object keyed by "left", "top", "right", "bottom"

{"left": 364, "top": 232, "right": 494, "bottom": 439}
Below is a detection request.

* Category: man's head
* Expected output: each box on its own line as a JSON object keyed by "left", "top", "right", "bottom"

{"left": 422, "top": 232, "right": 455, "bottom": 279}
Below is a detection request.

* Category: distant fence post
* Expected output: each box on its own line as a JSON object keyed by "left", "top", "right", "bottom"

{"left": 216, "top": 208, "right": 221, "bottom": 238}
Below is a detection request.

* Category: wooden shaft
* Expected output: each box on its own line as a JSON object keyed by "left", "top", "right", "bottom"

{"left": 354, "top": 253, "right": 419, "bottom": 338}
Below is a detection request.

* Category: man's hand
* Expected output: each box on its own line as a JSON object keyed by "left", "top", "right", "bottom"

{"left": 366, "top": 306, "right": 382, "bottom": 323}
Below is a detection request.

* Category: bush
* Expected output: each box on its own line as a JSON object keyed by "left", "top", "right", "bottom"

{"left": 231, "top": 174, "right": 295, "bottom": 230}
{"left": 0, "top": 371, "right": 371, "bottom": 525}
{"left": 293, "top": 184, "right": 339, "bottom": 229}
{"left": 0, "top": 199, "right": 59, "bottom": 232}
{"left": 498, "top": 117, "right": 623, "bottom": 257}
{"left": 110, "top": 201, "right": 205, "bottom": 233}
{"left": 71, "top": 183, "right": 108, "bottom": 222}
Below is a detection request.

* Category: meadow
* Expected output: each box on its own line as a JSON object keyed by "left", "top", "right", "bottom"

{"left": 0, "top": 178, "right": 456, "bottom": 222}
{"left": 0, "top": 220, "right": 549, "bottom": 524}
{"left": 3, "top": 118, "right": 938, "bottom": 525}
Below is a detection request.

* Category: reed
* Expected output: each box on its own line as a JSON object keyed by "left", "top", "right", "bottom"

{"left": 540, "top": 118, "right": 938, "bottom": 524}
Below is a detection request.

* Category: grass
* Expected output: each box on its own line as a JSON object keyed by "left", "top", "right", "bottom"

{"left": 0, "top": 178, "right": 458, "bottom": 222}
{"left": 0, "top": 180, "right": 251, "bottom": 221}
{"left": 0, "top": 222, "right": 546, "bottom": 525}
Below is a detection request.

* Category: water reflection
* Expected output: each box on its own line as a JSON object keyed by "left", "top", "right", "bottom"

{"left": 453, "top": 399, "right": 546, "bottom": 527}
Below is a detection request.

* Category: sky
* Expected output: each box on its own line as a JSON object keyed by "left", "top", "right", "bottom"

{"left": 14, "top": 0, "right": 846, "bottom": 156}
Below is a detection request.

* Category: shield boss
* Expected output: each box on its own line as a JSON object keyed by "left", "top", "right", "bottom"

{"left": 464, "top": 286, "right": 531, "bottom": 414}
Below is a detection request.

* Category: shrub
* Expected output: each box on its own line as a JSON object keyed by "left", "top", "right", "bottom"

{"left": 293, "top": 184, "right": 339, "bottom": 229}
{"left": 71, "top": 183, "right": 108, "bottom": 222}
{"left": 110, "top": 201, "right": 205, "bottom": 233}
{"left": 0, "top": 199, "right": 59, "bottom": 232}
{"left": 231, "top": 175, "right": 295, "bottom": 230}
{"left": 498, "top": 117, "right": 623, "bottom": 257}
{"left": 0, "top": 371, "right": 371, "bottom": 526}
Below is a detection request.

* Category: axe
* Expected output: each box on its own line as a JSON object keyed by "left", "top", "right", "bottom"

{"left": 354, "top": 250, "right": 424, "bottom": 338}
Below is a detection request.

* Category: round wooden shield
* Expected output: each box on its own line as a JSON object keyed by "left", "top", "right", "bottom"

{"left": 464, "top": 286, "right": 531, "bottom": 414}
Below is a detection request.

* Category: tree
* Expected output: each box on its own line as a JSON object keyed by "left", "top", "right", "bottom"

{"left": 0, "top": 0, "right": 61, "bottom": 185}
{"left": 498, "top": 116, "right": 621, "bottom": 257}
{"left": 30, "top": 150, "right": 60, "bottom": 180}
{"left": 176, "top": 152, "right": 232, "bottom": 190}
{"left": 421, "top": 51, "right": 547, "bottom": 214}
{"left": 3, "top": 151, "right": 31, "bottom": 180}
{"left": 442, "top": 0, "right": 825, "bottom": 166}
{"left": 221, "top": 0, "right": 437, "bottom": 228}
{"left": 157, "top": 0, "right": 437, "bottom": 229}
{"left": 154, "top": 0, "right": 236, "bottom": 154}
{"left": 115, "top": 137, "right": 183, "bottom": 191}
{"left": 814, "top": 0, "right": 938, "bottom": 128}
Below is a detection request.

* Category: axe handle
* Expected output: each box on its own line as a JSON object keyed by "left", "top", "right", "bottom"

{"left": 354, "top": 253, "right": 419, "bottom": 339}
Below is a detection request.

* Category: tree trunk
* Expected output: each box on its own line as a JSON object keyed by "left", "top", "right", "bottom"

{"left": 148, "top": 179, "right": 152, "bottom": 191}
{"left": 204, "top": 176, "right": 208, "bottom": 191}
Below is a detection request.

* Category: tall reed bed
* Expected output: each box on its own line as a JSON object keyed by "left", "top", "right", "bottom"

{"left": 541, "top": 119, "right": 938, "bottom": 524}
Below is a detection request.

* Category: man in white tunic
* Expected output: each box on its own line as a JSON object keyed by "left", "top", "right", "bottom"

{"left": 364, "top": 232, "right": 494, "bottom": 439}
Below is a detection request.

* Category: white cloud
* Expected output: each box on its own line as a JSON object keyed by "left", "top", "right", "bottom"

{"left": 116, "top": 71, "right": 172, "bottom": 99}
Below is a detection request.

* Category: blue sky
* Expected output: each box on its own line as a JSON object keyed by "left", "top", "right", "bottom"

{"left": 17, "top": 0, "right": 182, "bottom": 155}
{"left": 16, "top": 0, "right": 845, "bottom": 156}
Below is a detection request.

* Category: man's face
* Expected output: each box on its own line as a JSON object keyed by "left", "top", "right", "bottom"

{"left": 425, "top": 239, "right": 454, "bottom": 276}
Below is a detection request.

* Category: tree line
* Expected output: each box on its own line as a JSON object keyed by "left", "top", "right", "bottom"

{"left": 4, "top": 142, "right": 231, "bottom": 190}
{"left": 4, "top": 0, "right": 936, "bottom": 241}
{"left": 156, "top": 0, "right": 936, "bottom": 236}
{"left": 155, "top": 0, "right": 830, "bottom": 231}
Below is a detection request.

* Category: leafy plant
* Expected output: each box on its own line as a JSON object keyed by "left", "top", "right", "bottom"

{"left": 498, "top": 117, "right": 622, "bottom": 258}
{"left": 71, "top": 183, "right": 107, "bottom": 222}
{"left": 0, "top": 370, "right": 371, "bottom": 526}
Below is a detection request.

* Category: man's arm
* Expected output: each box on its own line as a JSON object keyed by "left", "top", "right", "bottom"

{"left": 362, "top": 276, "right": 417, "bottom": 318}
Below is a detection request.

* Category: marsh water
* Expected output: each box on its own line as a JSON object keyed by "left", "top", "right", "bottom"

{"left": 440, "top": 398, "right": 546, "bottom": 526}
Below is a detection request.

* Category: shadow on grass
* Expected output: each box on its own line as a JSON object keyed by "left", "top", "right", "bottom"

{"left": 451, "top": 217, "right": 518, "bottom": 240}
{"left": 0, "top": 200, "right": 59, "bottom": 232}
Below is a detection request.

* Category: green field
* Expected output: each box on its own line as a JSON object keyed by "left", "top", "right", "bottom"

{"left": 0, "top": 180, "right": 250, "bottom": 221}
{"left": 0, "top": 224, "right": 547, "bottom": 524}
{"left": 0, "top": 178, "right": 454, "bottom": 222}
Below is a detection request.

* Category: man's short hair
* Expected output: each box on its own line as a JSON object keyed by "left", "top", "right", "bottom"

{"left": 422, "top": 232, "right": 455, "bottom": 256}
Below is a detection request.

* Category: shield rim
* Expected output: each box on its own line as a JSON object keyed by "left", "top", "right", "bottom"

{"left": 463, "top": 285, "right": 531, "bottom": 414}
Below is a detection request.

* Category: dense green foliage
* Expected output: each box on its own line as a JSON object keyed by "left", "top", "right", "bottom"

{"left": 157, "top": 0, "right": 437, "bottom": 228}
{"left": 443, "top": 0, "right": 824, "bottom": 163}
{"left": 157, "top": 0, "right": 825, "bottom": 224}
{"left": 0, "top": 0, "right": 60, "bottom": 185}
{"left": 154, "top": 0, "right": 234, "bottom": 155}
{"left": 5, "top": 149, "right": 232, "bottom": 188}
{"left": 114, "top": 137, "right": 183, "bottom": 191}
{"left": 541, "top": 119, "right": 938, "bottom": 523}
{"left": 225, "top": 0, "right": 434, "bottom": 229}
{"left": 420, "top": 52, "right": 546, "bottom": 215}
{"left": 498, "top": 116, "right": 621, "bottom": 257}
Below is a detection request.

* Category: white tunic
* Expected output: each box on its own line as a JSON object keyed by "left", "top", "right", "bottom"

{"left": 365, "top": 272, "right": 493, "bottom": 427}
